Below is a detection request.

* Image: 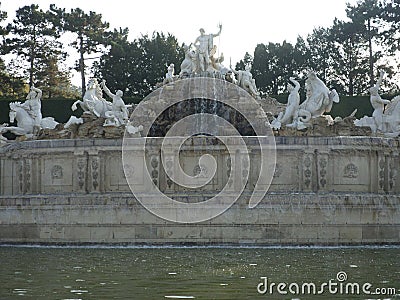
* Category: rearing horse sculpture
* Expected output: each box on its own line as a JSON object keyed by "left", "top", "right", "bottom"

{"left": 71, "top": 78, "right": 112, "bottom": 117}
{"left": 0, "top": 102, "right": 58, "bottom": 137}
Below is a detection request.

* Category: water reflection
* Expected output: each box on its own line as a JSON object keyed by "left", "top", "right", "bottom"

{"left": 0, "top": 246, "right": 399, "bottom": 299}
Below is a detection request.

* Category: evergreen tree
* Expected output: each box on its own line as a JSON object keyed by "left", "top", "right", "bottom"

{"left": 382, "top": 0, "right": 400, "bottom": 55}
{"left": 250, "top": 41, "right": 300, "bottom": 95}
{"left": 381, "top": 0, "right": 400, "bottom": 93}
{"left": 58, "top": 7, "right": 110, "bottom": 97}
{"left": 5, "top": 4, "right": 63, "bottom": 86}
{"left": 0, "top": 2, "right": 26, "bottom": 98}
{"left": 235, "top": 52, "right": 253, "bottom": 70}
{"left": 346, "top": 0, "right": 385, "bottom": 86}
{"left": 330, "top": 18, "right": 369, "bottom": 95}
{"left": 0, "top": 1, "right": 7, "bottom": 39}
{"left": 36, "top": 55, "right": 77, "bottom": 98}
{"left": 0, "top": 59, "right": 26, "bottom": 98}
{"left": 305, "top": 27, "right": 339, "bottom": 84}
{"left": 94, "top": 31, "right": 183, "bottom": 99}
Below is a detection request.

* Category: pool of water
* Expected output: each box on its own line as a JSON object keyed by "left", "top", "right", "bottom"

{"left": 0, "top": 246, "right": 399, "bottom": 299}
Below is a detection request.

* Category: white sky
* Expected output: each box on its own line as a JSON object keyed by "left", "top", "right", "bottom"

{"left": 2, "top": 0, "right": 357, "bottom": 86}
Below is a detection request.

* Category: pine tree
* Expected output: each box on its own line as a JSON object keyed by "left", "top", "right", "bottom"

{"left": 57, "top": 6, "right": 110, "bottom": 97}
{"left": 5, "top": 4, "right": 64, "bottom": 86}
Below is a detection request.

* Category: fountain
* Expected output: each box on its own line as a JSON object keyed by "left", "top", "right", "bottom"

{"left": 0, "top": 26, "right": 399, "bottom": 245}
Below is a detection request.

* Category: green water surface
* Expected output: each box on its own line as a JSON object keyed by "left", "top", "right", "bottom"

{"left": 0, "top": 246, "right": 399, "bottom": 299}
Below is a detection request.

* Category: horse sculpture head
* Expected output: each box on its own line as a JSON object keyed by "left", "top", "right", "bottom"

{"left": 9, "top": 102, "right": 23, "bottom": 123}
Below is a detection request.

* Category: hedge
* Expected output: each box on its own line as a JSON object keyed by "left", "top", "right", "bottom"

{"left": 0, "top": 95, "right": 373, "bottom": 125}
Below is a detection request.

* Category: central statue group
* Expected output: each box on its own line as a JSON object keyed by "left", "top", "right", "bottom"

{"left": 167, "top": 25, "right": 341, "bottom": 129}
{"left": 167, "top": 24, "right": 261, "bottom": 99}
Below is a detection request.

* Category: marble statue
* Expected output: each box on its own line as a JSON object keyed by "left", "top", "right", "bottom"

{"left": 369, "top": 70, "right": 391, "bottom": 132}
{"left": 300, "top": 71, "right": 339, "bottom": 118}
{"left": 100, "top": 80, "right": 129, "bottom": 126}
{"left": 22, "top": 85, "right": 42, "bottom": 130}
{"left": 230, "top": 65, "right": 260, "bottom": 98}
{"left": 0, "top": 86, "right": 58, "bottom": 139}
{"left": 284, "top": 71, "right": 339, "bottom": 130}
{"left": 163, "top": 63, "right": 177, "bottom": 84}
{"left": 381, "top": 95, "right": 400, "bottom": 136}
{"left": 72, "top": 78, "right": 112, "bottom": 117}
{"left": 64, "top": 116, "right": 83, "bottom": 129}
{"left": 194, "top": 24, "right": 222, "bottom": 72}
{"left": 355, "top": 70, "right": 400, "bottom": 136}
{"left": 209, "top": 45, "right": 229, "bottom": 74}
{"left": 126, "top": 122, "right": 144, "bottom": 136}
{"left": 271, "top": 77, "right": 300, "bottom": 129}
{"left": 178, "top": 26, "right": 227, "bottom": 77}
{"left": 180, "top": 44, "right": 197, "bottom": 77}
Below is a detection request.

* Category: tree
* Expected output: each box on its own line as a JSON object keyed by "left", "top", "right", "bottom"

{"left": 94, "top": 31, "right": 184, "bottom": 99}
{"left": 0, "top": 59, "right": 26, "bottom": 98}
{"left": 382, "top": 0, "right": 400, "bottom": 53}
{"left": 5, "top": 4, "right": 63, "bottom": 86}
{"left": 135, "top": 32, "right": 184, "bottom": 96}
{"left": 249, "top": 41, "right": 301, "bottom": 95}
{"left": 58, "top": 7, "right": 110, "bottom": 97}
{"left": 346, "top": 0, "right": 385, "bottom": 86}
{"left": 381, "top": 0, "right": 400, "bottom": 91}
{"left": 235, "top": 52, "right": 253, "bottom": 70}
{"left": 292, "top": 35, "right": 311, "bottom": 78}
{"left": 305, "top": 27, "right": 339, "bottom": 83}
{"left": 0, "top": 1, "right": 7, "bottom": 39}
{"left": 329, "top": 18, "right": 371, "bottom": 95}
{"left": 35, "top": 55, "right": 77, "bottom": 98}
{"left": 0, "top": 2, "right": 26, "bottom": 98}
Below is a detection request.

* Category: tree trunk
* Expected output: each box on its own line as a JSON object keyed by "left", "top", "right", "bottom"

{"left": 367, "top": 18, "right": 374, "bottom": 87}
{"left": 348, "top": 72, "right": 354, "bottom": 96}
{"left": 79, "top": 35, "right": 86, "bottom": 98}
{"left": 348, "top": 46, "right": 354, "bottom": 95}
{"left": 29, "top": 26, "right": 36, "bottom": 87}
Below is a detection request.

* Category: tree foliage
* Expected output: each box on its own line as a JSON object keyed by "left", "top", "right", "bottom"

{"left": 0, "top": 1, "right": 7, "bottom": 38}
{"left": 35, "top": 55, "right": 78, "bottom": 99}
{"left": 381, "top": 0, "right": 400, "bottom": 88}
{"left": 345, "top": 0, "right": 386, "bottom": 86}
{"left": 0, "top": 2, "right": 26, "bottom": 98}
{"left": 94, "top": 31, "right": 184, "bottom": 99}
{"left": 239, "top": 0, "right": 397, "bottom": 97}
{"left": 5, "top": 4, "right": 63, "bottom": 86}
{"left": 55, "top": 6, "right": 110, "bottom": 97}
{"left": 249, "top": 40, "right": 306, "bottom": 95}
{"left": 235, "top": 52, "right": 253, "bottom": 70}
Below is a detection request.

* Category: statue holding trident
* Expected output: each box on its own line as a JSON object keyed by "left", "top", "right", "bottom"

{"left": 194, "top": 24, "right": 222, "bottom": 72}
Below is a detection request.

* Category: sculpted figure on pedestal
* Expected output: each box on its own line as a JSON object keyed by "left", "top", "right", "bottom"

{"left": 230, "top": 65, "right": 260, "bottom": 98}
{"left": 72, "top": 78, "right": 112, "bottom": 117}
{"left": 22, "top": 85, "right": 43, "bottom": 131}
{"left": 194, "top": 24, "right": 222, "bottom": 73}
{"left": 355, "top": 70, "right": 400, "bottom": 136}
{"left": 271, "top": 77, "right": 300, "bottom": 129}
{"left": 299, "top": 71, "right": 339, "bottom": 120}
{"left": 283, "top": 71, "right": 339, "bottom": 130}
{"left": 0, "top": 86, "right": 58, "bottom": 139}
{"left": 180, "top": 44, "right": 197, "bottom": 77}
{"left": 163, "top": 63, "right": 177, "bottom": 84}
{"left": 101, "top": 80, "right": 129, "bottom": 126}
{"left": 369, "top": 70, "right": 391, "bottom": 132}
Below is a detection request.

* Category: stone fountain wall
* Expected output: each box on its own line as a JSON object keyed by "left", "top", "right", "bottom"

{"left": 0, "top": 137, "right": 399, "bottom": 245}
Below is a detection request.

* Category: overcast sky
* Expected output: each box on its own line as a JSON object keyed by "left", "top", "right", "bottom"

{"left": 2, "top": 0, "right": 358, "bottom": 86}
